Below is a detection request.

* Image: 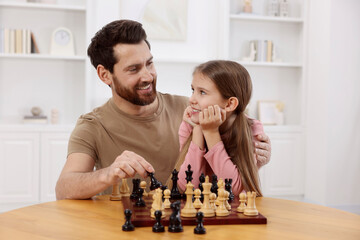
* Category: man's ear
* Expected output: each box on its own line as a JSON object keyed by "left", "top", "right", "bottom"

{"left": 224, "top": 97, "right": 239, "bottom": 112}
{"left": 97, "top": 64, "right": 112, "bottom": 86}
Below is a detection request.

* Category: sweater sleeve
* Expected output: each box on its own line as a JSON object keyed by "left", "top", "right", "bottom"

{"left": 178, "top": 141, "right": 206, "bottom": 192}
{"left": 178, "top": 121, "right": 193, "bottom": 151}
{"left": 204, "top": 141, "right": 242, "bottom": 196}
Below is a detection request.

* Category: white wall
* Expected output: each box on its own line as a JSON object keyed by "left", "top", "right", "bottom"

{"left": 305, "top": 0, "right": 360, "bottom": 207}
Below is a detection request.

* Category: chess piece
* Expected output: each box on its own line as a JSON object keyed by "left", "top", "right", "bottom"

{"left": 152, "top": 210, "right": 165, "bottom": 232}
{"left": 110, "top": 183, "right": 121, "bottom": 201}
{"left": 237, "top": 192, "right": 247, "bottom": 213}
{"left": 185, "top": 164, "right": 193, "bottom": 183}
{"left": 163, "top": 189, "right": 171, "bottom": 208}
{"left": 225, "top": 191, "right": 231, "bottom": 210}
{"left": 210, "top": 174, "right": 218, "bottom": 195}
{"left": 199, "top": 176, "right": 215, "bottom": 217}
{"left": 130, "top": 179, "right": 140, "bottom": 200}
{"left": 148, "top": 172, "right": 162, "bottom": 190}
{"left": 120, "top": 179, "right": 130, "bottom": 197}
{"left": 215, "top": 178, "right": 225, "bottom": 206}
{"left": 225, "top": 178, "right": 234, "bottom": 201}
{"left": 181, "top": 181, "right": 196, "bottom": 217}
{"left": 122, "top": 209, "right": 135, "bottom": 231}
{"left": 244, "top": 191, "right": 259, "bottom": 216}
{"left": 151, "top": 188, "right": 165, "bottom": 218}
{"left": 193, "top": 189, "right": 203, "bottom": 209}
{"left": 215, "top": 189, "right": 229, "bottom": 217}
{"left": 170, "top": 169, "right": 182, "bottom": 199}
{"left": 135, "top": 188, "right": 145, "bottom": 207}
{"left": 194, "top": 211, "right": 206, "bottom": 234}
{"left": 199, "top": 173, "right": 205, "bottom": 201}
{"left": 209, "top": 193, "right": 217, "bottom": 210}
{"left": 140, "top": 181, "right": 148, "bottom": 197}
{"left": 168, "top": 201, "right": 183, "bottom": 233}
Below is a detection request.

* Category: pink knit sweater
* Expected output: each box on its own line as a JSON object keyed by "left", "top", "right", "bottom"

{"left": 177, "top": 119, "right": 264, "bottom": 196}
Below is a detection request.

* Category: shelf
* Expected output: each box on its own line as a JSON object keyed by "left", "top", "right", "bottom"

{"left": 230, "top": 14, "right": 303, "bottom": 23}
{"left": 0, "top": 53, "right": 86, "bottom": 61}
{"left": 0, "top": 2, "right": 86, "bottom": 11}
{"left": 236, "top": 61, "right": 302, "bottom": 68}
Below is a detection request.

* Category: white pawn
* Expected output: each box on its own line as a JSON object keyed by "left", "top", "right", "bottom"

{"left": 237, "top": 192, "right": 247, "bottom": 213}
{"left": 193, "top": 189, "right": 203, "bottom": 209}
{"left": 163, "top": 189, "right": 171, "bottom": 208}
{"left": 140, "top": 181, "right": 148, "bottom": 197}
{"left": 225, "top": 191, "right": 231, "bottom": 210}
{"left": 244, "top": 191, "right": 258, "bottom": 216}
{"left": 209, "top": 193, "right": 217, "bottom": 210}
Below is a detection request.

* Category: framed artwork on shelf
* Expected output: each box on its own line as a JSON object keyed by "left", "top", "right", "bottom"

{"left": 257, "top": 100, "right": 284, "bottom": 125}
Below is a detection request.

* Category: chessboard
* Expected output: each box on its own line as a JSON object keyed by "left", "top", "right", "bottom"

{"left": 122, "top": 196, "right": 267, "bottom": 227}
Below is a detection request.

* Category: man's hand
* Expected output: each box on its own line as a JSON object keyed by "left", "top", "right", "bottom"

{"left": 254, "top": 134, "right": 271, "bottom": 167}
{"left": 106, "top": 150, "right": 155, "bottom": 185}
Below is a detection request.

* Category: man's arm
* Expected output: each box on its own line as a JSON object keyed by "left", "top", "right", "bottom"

{"left": 55, "top": 151, "right": 154, "bottom": 200}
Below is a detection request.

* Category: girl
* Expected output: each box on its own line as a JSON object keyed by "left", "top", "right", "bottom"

{"left": 175, "top": 60, "right": 264, "bottom": 196}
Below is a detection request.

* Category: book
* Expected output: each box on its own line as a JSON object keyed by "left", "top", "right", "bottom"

{"left": 4, "top": 28, "right": 10, "bottom": 53}
{"left": 15, "top": 29, "right": 22, "bottom": 54}
{"left": 9, "top": 29, "right": 15, "bottom": 53}
{"left": 31, "top": 32, "right": 40, "bottom": 54}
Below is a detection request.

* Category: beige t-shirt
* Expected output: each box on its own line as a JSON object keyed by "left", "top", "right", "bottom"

{"left": 68, "top": 92, "right": 188, "bottom": 194}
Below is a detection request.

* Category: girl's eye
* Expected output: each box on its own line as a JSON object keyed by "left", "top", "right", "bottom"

{"left": 200, "top": 90, "right": 206, "bottom": 95}
{"left": 191, "top": 88, "right": 194, "bottom": 93}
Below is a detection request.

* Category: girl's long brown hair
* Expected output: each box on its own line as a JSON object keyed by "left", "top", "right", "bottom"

{"left": 167, "top": 60, "right": 262, "bottom": 196}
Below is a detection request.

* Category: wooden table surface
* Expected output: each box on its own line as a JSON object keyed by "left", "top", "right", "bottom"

{"left": 0, "top": 196, "right": 359, "bottom": 240}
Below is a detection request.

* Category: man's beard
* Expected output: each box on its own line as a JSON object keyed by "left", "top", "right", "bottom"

{"left": 113, "top": 76, "right": 157, "bottom": 106}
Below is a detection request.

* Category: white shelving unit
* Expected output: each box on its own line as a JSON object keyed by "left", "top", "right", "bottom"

{"left": 0, "top": 0, "right": 87, "bottom": 212}
{"left": 223, "top": 0, "right": 307, "bottom": 197}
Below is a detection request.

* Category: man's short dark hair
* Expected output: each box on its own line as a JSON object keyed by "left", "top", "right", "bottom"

{"left": 87, "top": 19, "right": 150, "bottom": 73}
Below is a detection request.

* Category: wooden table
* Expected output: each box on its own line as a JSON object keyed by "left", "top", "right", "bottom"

{"left": 0, "top": 196, "right": 359, "bottom": 240}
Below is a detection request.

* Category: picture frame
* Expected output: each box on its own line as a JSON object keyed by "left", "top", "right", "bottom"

{"left": 257, "top": 100, "right": 284, "bottom": 125}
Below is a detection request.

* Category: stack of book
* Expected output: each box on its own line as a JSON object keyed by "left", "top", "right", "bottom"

{"left": 253, "top": 40, "right": 273, "bottom": 62}
{"left": 0, "top": 28, "right": 39, "bottom": 54}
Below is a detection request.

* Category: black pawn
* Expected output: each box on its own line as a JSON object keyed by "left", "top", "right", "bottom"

{"left": 170, "top": 169, "right": 182, "bottom": 199}
{"left": 152, "top": 210, "right": 165, "bottom": 232}
{"left": 135, "top": 188, "right": 146, "bottom": 207}
{"left": 168, "top": 201, "right": 183, "bottom": 233}
{"left": 185, "top": 164, "right": 193, "bottom": 183}
{"left": 122, "top": 209, "right": 135, "bottom": 231}
{"left": 194, "top": 211, "right": 206, "bottom": 234}
{"left": 211, "top": 174, "right": 218, "bottom": 196}
{"left": 199, "top": 173, "right": 205, "bottom": 201}
{"left": 130, "top": 179, "right": 140, "bottom": 200}
{"left": 225, "top": 178, "right": 234, "bottom": 201}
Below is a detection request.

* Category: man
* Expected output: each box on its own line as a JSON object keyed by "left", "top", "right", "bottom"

{"left": 55, "top": 20, "right": 271, "bottom": 200}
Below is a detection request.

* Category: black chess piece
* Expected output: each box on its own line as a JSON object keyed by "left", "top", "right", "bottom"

{"left": 122, "top": 209, "right": 135, "bottom": 231}
{"left": 185, "top": 164, "right": 193, "bottom": 183}
{"left": 170, "top": 169, "right": 182, "bottom": 199}
{"left": 199, "top": 173, "right": 205, "bottom": 201}
{"left": 168, "top": 201, "right": 183, "bottom": 233}
{"left": 130, "top": 179, "right": 140, "bottom": 200}
{"left": 135, "top": 188, "right": 146, "bottom": 207}
{"left": 225, "top": 178, "right": 234, "bottom": 201}
{"left": 211, "top": 174, "right": 218, "bottom": 196}
{"left": 152, "top": 210, "right": 165, "bottom": 232}
{"left": 194, "top": 211, "right": 206, "bottom": 234}
{"left": 148, "top": 172, "right": 162, "bottom": 190}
